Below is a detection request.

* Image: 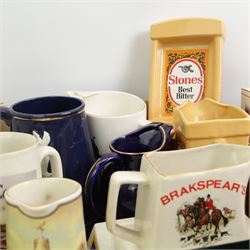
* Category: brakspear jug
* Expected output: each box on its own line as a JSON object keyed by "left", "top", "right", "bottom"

{"left": 106, "top": 144, "right": 250, "bottom": 249}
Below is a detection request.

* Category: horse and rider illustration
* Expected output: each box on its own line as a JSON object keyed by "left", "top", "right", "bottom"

{"left": 177, "top": 194, "right": 233, "bottom": 238}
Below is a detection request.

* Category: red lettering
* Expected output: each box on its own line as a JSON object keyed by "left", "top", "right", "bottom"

{"left": 168, "top": 75, "right": 176, "bottom": 85}
{"left": 188, "top": 183, "right": 197, "bottom": 192}
{"left": 197, "top": 180, "right": 206, "bottom": 190}
{"left": 206, "top": 180, "right": 215, "bottom": 188}
{"left": 231, "top": 183, "right": 240, "bottom": 192}
{"left": 191, "top": 77, "right": 197, "bottom": 84}
{"left": 170, "top": 190, "right": 179, "bottom": 201}
{"left": 197, "top": 76, "right": 203, "bottom": 84}
{"left": 222, "top": 181, "right": 231, "bottom": 190}
{"left": 214, "top": 180, "right": 222, "bottom": 189}
{"left": 241, "top": 185, "right": 247, "bottom": 195}
{"left": 161, "top": 180, "right": 244, "bottom": 207}
{"left": 185, "top": 77, "right": 191, "bottom": 84}
{"left": 179, "top": 78, "right": 185, "bottom": 84}
{"left": 160, "top": 195, "right": 171, "bottom": 206}
{"left": 180, "top": 187, "right": 189, "bottom": 196}
{"left": 168, "top": 76, "right": 204, "bottom": 85}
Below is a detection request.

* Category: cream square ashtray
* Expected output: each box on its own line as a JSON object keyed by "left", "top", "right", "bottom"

{"left": 173, "top": 98, "right": 250, "bottom": 148}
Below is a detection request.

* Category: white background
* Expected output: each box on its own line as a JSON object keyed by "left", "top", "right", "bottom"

{"left": 0, "top": 0, "right": 249, "bottom": 106}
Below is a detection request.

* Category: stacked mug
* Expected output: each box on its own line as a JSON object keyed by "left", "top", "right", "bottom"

{"left": 0, "top": 91, "right": 174, "bottom": 249}
{"left": 0, "top": 96, "right": 95, "bottom": 249}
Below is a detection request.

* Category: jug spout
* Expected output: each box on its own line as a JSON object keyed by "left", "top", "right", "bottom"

{"left": 144, "top": 144, "right": 250, "bottom": 177}
{"left": 4, "top": 178, "right": 81, "bottom": 218}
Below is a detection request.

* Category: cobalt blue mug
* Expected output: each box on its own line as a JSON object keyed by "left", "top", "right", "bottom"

{"left": 85, "top": 122, "right": 173, "bottom": 218}
{"left": 0, "top": 96, "right": 95, "bottom": 187}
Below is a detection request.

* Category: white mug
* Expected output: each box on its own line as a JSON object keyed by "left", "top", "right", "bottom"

{"left": 66, "top": 91, "right": 150, "bottom": 155}
{"left": 106, "top": 144, "right": 250, "bottom": 249}
{"left": 0, "top": 132, "right": 62, "bottom": 250}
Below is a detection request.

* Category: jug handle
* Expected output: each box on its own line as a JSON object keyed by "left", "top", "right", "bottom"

{"left": 106, "top": 171, "right": 148, "bottom": 245}
{"left": 38, "top": 146, "right": 63, "bottom": 178}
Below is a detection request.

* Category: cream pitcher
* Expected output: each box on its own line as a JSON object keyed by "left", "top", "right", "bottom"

{"left": 0, "top": 132, "right": 63, "bottom": 250}
{"left": 5, "top": 178, "right": 87, "bottom": 250}
{"left": 106, "top": 144, "right": 250, "bottom": 249}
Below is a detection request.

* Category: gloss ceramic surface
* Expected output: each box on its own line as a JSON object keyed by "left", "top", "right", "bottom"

{"left": 10, "top": 96, "right": 84, "bottom": 119}
{"left": 0, "top": 96, "right": 95, "bottom": 186}
{"left": 85, "top": 123, "right": 173, "bottom": 218}
{"left": 5, "top": 178, "right": 86, "bottom": 250}
{"left": 148, "top": 18, "right": 224, "bottom": 124}
{"left": 173, "top": 98, "right": 250, "bottom": 148}
{"left": 0, "top": 132, "right": 62, "bottom": 250}
{"left": 106, "top": 144, "right": 250, "bottom": 249}
{"left": 67, "top": 91, "right": 149, "bottom": 156}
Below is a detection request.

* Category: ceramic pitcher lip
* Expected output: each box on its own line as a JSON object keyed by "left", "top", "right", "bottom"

{"left": 67, "top": 90, "right": 146, "bottom": 119}
{"left": 10, "top": 96, "right": 84, "bottom": 119}
{"left": 178, "top": 98, "right": 250, "bottom": 124}
{"left": 109, "top": 125, "right": 168, "bottom": 156}
{"left": 144, "top": 143, "right": 250, "bottom": 177}
{"left": 4, "top": 178, "right": 82, "bottom": 218}
{"left": 0, "top": 132, "right": 38, "bottom": 158}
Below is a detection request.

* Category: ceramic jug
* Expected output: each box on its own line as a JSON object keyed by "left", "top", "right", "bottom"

{"left": 5, "top": 178, "right": 87, "bottom": 250}
{"left": 85, "top": 122, "right": 173, "bottom": 218}
{"left": 0, "top": 132, "right": 63, "bottom": 250}
{"left": 106, "top": 144, "right": 250, "bottom": 249}
{"left": 0, "top": 96, "right": 95, "bottom": 186}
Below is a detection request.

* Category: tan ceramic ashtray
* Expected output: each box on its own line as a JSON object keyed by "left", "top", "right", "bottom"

{"left": 173, "top": 98, "right": 250, "bottom": 148}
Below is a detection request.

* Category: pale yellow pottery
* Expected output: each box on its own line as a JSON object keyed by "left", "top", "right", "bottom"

{"left": 173, "top": 98, "right": 250, "bottom": 148}
{"left": 5, "top": 178, "right": 86, "bottom": 250}
{"left": 148, "top": 18, "right": 224, "bottom": 124}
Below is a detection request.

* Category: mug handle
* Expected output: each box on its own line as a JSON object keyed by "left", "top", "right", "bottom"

{"left": 38, "top": 146, "right": 63, "bottom": 177}
{"left": 0, "top": 106, "right": 12, "bottom": 128}
{"left": 106, "top": 171, "right": 149, "bottom": 245}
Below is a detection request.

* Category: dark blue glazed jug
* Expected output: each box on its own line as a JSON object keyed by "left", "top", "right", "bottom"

{"left": 85, "top": 122, "right": 173, "bottom": 218}
{"left": 0, "top": 96, "right": 95, "bottom": 187}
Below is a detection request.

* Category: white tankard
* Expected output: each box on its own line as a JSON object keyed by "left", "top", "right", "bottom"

{"left": 67, "top": 91, "right": 150, "bottom": 155}
{"left": 106, "top": 144, "right": 250, "bottom": 249}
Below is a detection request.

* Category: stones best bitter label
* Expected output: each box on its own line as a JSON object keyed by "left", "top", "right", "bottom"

{"left": 164, "top": 48, "right": 208, "bottom": 114}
